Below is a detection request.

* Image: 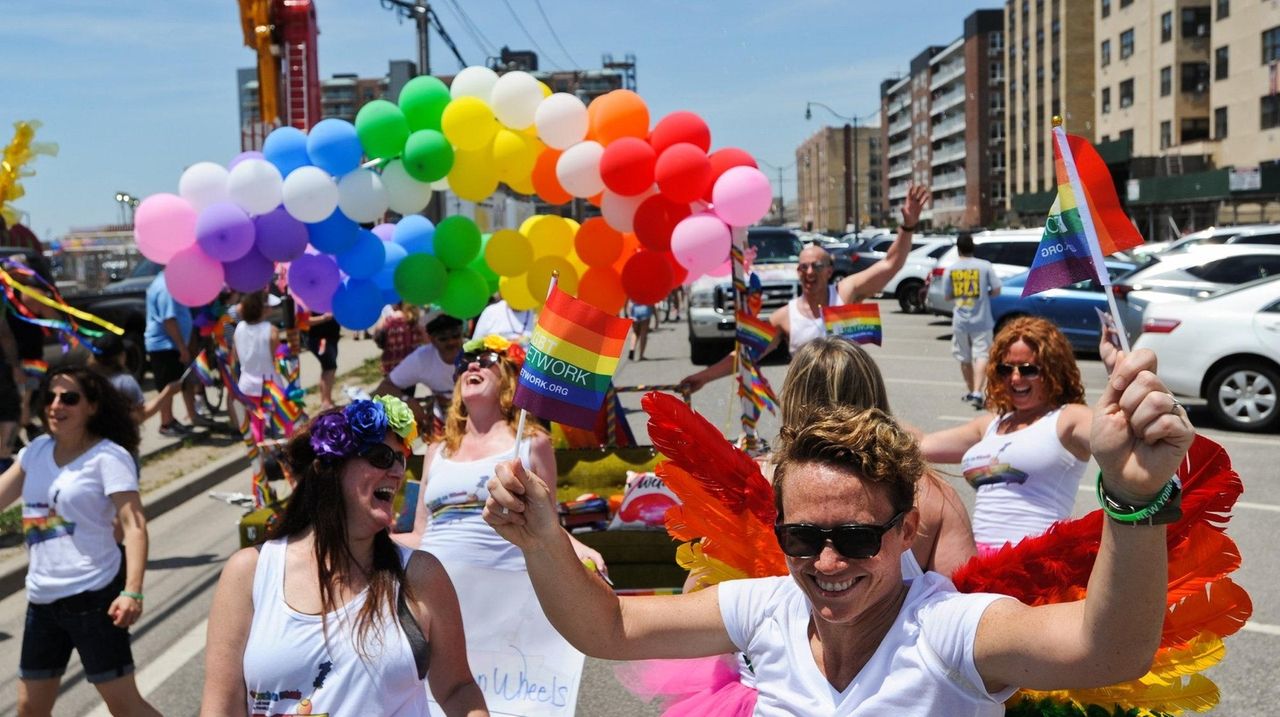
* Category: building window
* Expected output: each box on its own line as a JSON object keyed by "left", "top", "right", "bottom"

{"left": 1161, "top": 12, "right": 1173, "bottom": 43}
{"left": 1160, "top": 121, "right": 1173, "bottom": 149}
{"left": 1215, "top": 46, "right": 1229, "bottom": 81}
{"left": 1265, "top": 27, "right": 1280, "bottom": 64}
{"left": 1216, "top": 0, "right": 1228, "bottom": 20}
{"left": 1182, "top": 62, "right": 1210, "bottom": 93}
{"left": 990, "top": 31, "right": 1003, "bottom": 53}
{"left": 1120, "top": 29, "right": 1135, "bottom": 59}
{"left": 1214, "top": 106, "right": 1228, "bottom": 139}
{"left": 1119, "top": 129, "right": 1134, "bottom": 146}
{"left": 1264, "top": 95, "right": 1280, "bottom": 130}
{"left": 1102, "top": 87, "right": 1112, "bottom": 113}
{"left": 1120, "top": 0, "right": 1132, "bottom": 6}
{"left": 990, "top": 123, "right": 1005, "bottom": 141}
{"left": 1119, "top": 79, "right": 1134, "bottom": 108}
{"left": 1101, "top": 39, "right": 1111, "bottom": 67}
{"left": 1181, "top": 117, "right": 1210, "bottom": 142}
{"left": 1160, "top": 66, "right": 1172, "bottom": 96}
{"left": 990, "top": 62, "right": 1004, "bottom": 81}
{"left": 1101, "top": 0, "right": 1111, "bottom": 17}
{"left": 1182, "top": 7, "right": 1210, "bottom": 38}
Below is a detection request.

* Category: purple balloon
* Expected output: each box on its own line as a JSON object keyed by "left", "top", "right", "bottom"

{"left": 223, "top": 248, "right": 275, "bottom": 292}
{"left": 228, "top": 150, "right": 265, "bottom": 171}
{"left": 372, "top": 222, "right": 396, "bottom": 242}
{"left": 253, "top": 207, "right": 309, "bottom": 262}
{"left": 288, "top": 253, "right": 341, "bottom": 308}
{"left": 196, "top": 202, "right": 256, "bottom": 262}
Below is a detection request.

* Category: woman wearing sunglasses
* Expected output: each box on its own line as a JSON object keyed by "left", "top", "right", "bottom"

{"left": 485, "top": 348, "right": 1192, "bottom": 715}
{"left": 920, "top": 316, "right": 1092, "bottom": 553}
{"left": 201, "top": 397, "right": 487, "bottom": 716}
{"left": 0, "top": 366, "right": 160, "bottom": 716}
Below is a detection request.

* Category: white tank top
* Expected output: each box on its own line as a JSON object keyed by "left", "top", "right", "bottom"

{"left": 242, "top": 538, "right": 428, "bottom": 717}
{"left": 234, "top": 320, "right": 276, "bottom": 397}
{"left": 787, "top": 285, "right": 845, "bottom": 354}
{"left": 420, "top": 439, "right": 534, "bottom": 571}
{"left": 961, "top": 408, "right": 1088, "bottom": 546}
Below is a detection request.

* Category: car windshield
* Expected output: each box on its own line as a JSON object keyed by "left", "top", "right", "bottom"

{"left": 128, "top": 258, "right": 161, "bottom": 278}
{"left": 748, "top": 230, "right": 803, "bottom": 264}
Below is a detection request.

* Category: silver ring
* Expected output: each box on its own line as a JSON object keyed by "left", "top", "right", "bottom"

{"left": 501, "top": 506, "right": 510, "bottom": 515}
{"left": 1169, "top": 397, "right": 1183, "bottom": 415}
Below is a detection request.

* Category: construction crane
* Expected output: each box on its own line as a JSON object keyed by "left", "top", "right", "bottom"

{"left": 237, "top": 0, "right": 322, "bottom": 150}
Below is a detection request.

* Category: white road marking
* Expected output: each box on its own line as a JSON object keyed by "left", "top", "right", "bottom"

{"left": 1244, "top": 622, "right": 1280, "bottom": 636}
{"left": 84, "top": 618, "right": 209, "bottom": 717}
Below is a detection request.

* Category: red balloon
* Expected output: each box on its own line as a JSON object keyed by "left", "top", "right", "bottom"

{"left": 704, "top": 147, "right": 758, "bottom": 201}
{"left": 575, "top": 217, "right": 624, "bottom": 267}
{"left": 531, "top": 149, "right": 572, "bottom": 205}
{"left": 621, "top": 250, "right": 674, "bottom": 305}
{"left": 662, "top": 251, "right": 688, "bottom": 286}
{"left": 632, "top": 195, "right": 691, "bottom": 253}
{"left": 654, "top": 143, "right": 713, "bottom": 204}
{"left": 599, "top": 137, "right": 656, "bottom": 196}
{"left": 578, "top": 266, "right": 628, "bottom": 314}
{"left": 650, "top": 111, "right": 711, "bottom": 155}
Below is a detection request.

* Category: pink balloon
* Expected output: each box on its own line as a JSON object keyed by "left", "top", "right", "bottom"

{"left": 669, "top": 211, "right": 730, "bottom": 279}
{"left": 712, "top": 166, "right": 773, "bottom": 227}
{"left": 707, "top": 257, "right": 732, "bottom": 277}
{"left": 134, "top": 193, "right": 197, "bottom": 264}
{"left": 164, "top": 246, "right": 225, "bottom": 307}
{"left": 372, "top": 222, "right": 396, "bottom": 242}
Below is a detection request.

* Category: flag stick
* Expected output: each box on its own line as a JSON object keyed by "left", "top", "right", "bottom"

{"left": 511, "top": 271, "right": 558, "bottom": 462}
{"left": 1104, "top": 289, "right": 1133, "bottom": 354}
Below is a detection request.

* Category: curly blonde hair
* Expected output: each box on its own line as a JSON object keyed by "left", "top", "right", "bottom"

{"left": 441, "top": 354, "right": 542, "bottom": 453}
{"left": 773, "top": 406, "right": 922, "bottom": 521}
{"left": 985, "top": 316, "right": 1085, "bottom": 414}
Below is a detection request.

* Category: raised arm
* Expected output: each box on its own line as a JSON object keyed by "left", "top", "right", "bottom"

{"left": 483, "top": 458, "right": 735, "bottom": 660}
{"left": 920, "top": 414, "right": 994, "bottom": 464}
{"left": 837, "top": 183, "right": 930, "bottom": 302}
{"left": 973, "top": 349, "right": 1193, "bottom": 691}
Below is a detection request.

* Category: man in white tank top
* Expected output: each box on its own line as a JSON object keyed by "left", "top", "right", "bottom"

{"left": 681, "top": 183, "right": 931, "bottom": 393}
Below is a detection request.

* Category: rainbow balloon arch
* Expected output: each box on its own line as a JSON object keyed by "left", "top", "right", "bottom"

{"left": 133, "top": 66, "right": 773, "bottom": 326}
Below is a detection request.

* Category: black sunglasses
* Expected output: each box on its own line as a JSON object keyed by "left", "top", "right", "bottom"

{"left": 774, "top": 511, "right": 906, "bottom": 560}
{"left": 431, "top": 330, "right": 463, "bottom": 341}
{"left": 994, "top": 362, "right": 1041, "bottom": 378}
{"left": 45, "top": 390, "right": 83, "bottom": 408}
{"left": 454, "top": 350, "right": 502, "bottom": 377}
{"left": 359, "top": 443, "right": 406, "bottom": 471}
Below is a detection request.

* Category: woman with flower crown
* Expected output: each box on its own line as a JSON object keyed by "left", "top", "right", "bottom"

{"left": 396, "top": 334, "right": 603, "bottom": 716}
{"left": 200, "top": 395, "right": 488, "bottom": 717}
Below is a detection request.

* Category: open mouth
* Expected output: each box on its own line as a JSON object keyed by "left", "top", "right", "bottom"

{"left": 372, "top": 487, "right": 396, "bottom": 503}
{"left": 811, "top": 574, "right": 861, "bottom": 597}
{"left": 1010, "top": 385, "right": 1033, "bottom": 397}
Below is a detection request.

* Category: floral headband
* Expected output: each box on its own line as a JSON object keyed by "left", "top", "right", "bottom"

{"left": 459, "top": 334, "right": 526, "bottom": 368}
{"left": 309, "top": 395, "right": 418, "bottom": 460}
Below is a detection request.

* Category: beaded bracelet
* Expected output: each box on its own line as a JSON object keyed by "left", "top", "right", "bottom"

{"left": 1095, "top": 471, "right": 1182, "bottom": 525}
{"left": 119, "top": 590, "right": 145, "bottom": 602}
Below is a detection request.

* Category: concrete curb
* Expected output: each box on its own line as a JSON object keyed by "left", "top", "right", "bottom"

{"left": 0, "top": 451, "right": 252, "bottom": 601}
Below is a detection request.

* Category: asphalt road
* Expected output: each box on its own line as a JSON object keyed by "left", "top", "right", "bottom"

{"left": 0, "top": 300, "right": 1274, "bottom": 715}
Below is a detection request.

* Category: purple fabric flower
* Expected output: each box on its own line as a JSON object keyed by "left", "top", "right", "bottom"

{"left": 310, "top": 412, "right": 357, "bottom": 459}
{"left": 344, "top": 400, "right": 389, "bottom": 449}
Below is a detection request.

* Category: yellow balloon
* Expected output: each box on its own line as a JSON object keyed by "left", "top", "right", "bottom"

{"left": 485, "top": 229, "right": 533, "bottom": 277}
{"left": 492, "top": 129, "right": 542, "bottom": 183}
{"left": 441, "top": 96, "right": 499, "bottom": 151}
{"left": 448, "top": 146, "right": 499, "bottom": 201}
{"left": 564, "top": 217, "right": 580, "bottom": 234}
{"left": 519, "top": 214, "right": 544, "bottom": 236}
{"left": 528, "top": 215, "right": 574, "bottom": 258}
{"left": 538, "top": 81, "right": 552, "bottom": 98}
{"left": 526, "top": 255, "right": 578, "bottom": 300}
{"left": 566, "top": 249, "right": 588, "bottom": 277}
{"left": 500, "top": 274, "right": 540, "bottom": 310}
{"left": 505, "top": 172, "right": 536, "bottom": 196}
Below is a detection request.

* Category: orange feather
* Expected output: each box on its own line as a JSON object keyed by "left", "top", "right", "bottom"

{"left": 1162, "top": 577, "right": 1253, "bottom": 648}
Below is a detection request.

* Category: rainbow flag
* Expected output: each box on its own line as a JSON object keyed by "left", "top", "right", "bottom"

{"left": 735, "top": 311, "right": 777, "bottom": 359}
{"left": 263, "top": 379, "right": 304, "bottom": 434}
{"left": 20, "top": 359, "right": 47, "bottom": 377}
{"left": 738, "top": 360, "right": 778, "bottom": 413}
{"left": 823, "top": 303, "right": 882, "bottom": 346}
{"left": 1022, "top": 125, "right": 1144, "bottom": 296}
{"left": 192, "top": 350, "right": 219, "bottom": 387}
{"left": 514, "top": 285, "right": 633, "bottom": 429}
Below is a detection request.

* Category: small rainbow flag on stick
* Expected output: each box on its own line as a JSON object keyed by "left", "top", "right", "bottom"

{"left": 514, "top": 284, "right": 633, "bottom": 429}
{"left": 823, "top": 303, "right": 883, "bottom": 346}
{"left": 192, "top": 349, "right": 219, "bottom": 387}
{"left": 735, "top": 311, "right": 777, "bottom": 359}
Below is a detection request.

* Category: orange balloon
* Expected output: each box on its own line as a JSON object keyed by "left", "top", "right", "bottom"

{"left": 577, "top": 266, "right": 627, "bottom": 315}
{"left": 587, "top": 191, "right": 603, "bottom": 207}
{"left": 612, "top": 231, "right": 641, "bottom": 274}
{"left": 589, "top": 89, "right": 650, "bottom": 146}
{"left": 531, "top": 148, "right": 572, "bottom": 205}
{"left": 575, "top": 217, "right": 624, "bottom": 267}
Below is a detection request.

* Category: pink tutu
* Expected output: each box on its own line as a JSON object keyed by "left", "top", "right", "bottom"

{"left": 614, "top": 654, "right": 757, "bottom": 717}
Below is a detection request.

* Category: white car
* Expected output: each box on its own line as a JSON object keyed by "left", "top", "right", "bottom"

{"left": 1133, "top": 275, "right": 1280, "bottom": 432}
{"left": 925, "top": 229, "right": 1043, "bottom": 316}
{"left": 882, "top": 238, "right": 954, "bottom": 313}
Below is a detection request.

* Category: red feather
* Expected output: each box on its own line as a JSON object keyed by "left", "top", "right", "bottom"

{"left": 1171, "top": 435, "right": 1242, "bottom": 536}
{"left": 1162, "top": 577, "right": 1253, "bottom": 648}
{"left": 1166, "top": 524, "right": 1241, "bottom": 604}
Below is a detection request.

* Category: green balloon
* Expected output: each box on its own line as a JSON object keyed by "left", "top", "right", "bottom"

{"left": 355, "top": 100, "right": 410, "bottom": 160}
{"left": 399, "top": 76, "right": 452, "bottom": 132}
{"left": 438, "top": 267, "right": 491, "bottom": 319}
{"left": 470, "top": 234, "right": 501, "bottom": 294}
{"left": 434, "top": 216, "right": 482, "bottom": 269}
{"left": 402, "top": 129, "right": 454, "bottom": 182}
{"left": 393, "top": 253, "right": 447, "bottom": 305}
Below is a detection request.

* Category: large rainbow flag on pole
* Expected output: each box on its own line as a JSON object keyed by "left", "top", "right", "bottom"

{"left": 823, "top": 303, "right": 883, "bottom": 346}
{"left": 514, "top": 284, "right": 633, "bottom": 429}
{"left": 1022, "top": 119, "right": 1144, "bottom": 297}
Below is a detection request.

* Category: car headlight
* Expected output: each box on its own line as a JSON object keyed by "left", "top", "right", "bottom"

{"left": 689, "top": 289, "right": 715, "bottom": 308}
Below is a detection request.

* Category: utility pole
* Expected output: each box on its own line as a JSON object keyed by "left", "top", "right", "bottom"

{"left": 380, "top": 0, "right": 431, "bottom": 75}
{"left": 758, "top": 159, "right": 795, "bottom": 225}
{"left": 806, "top": 101, "right": 876, "bottom": 236}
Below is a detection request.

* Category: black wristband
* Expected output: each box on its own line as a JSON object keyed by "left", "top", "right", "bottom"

{"left": 900, "top": 223, "right": 918, "bottom": 232}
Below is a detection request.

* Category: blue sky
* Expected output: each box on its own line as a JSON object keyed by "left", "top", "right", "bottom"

{"left": 3, "top": 0, "right": 984, "bottom": 240}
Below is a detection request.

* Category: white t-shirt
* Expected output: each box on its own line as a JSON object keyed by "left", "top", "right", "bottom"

{"left": 234, "top": 320, "right": 277, "bottom": 398}
{"left": 388, "top": 344, "right": 456, "bottom": 401}
{"left": 20, "top": 436, "right": 139, "bottom": 603}
{"left": 471, "top": 301, "right": 535, "bottom": 340}
{"left": 718, "top": 572, "right": 1015, "bottom": 716}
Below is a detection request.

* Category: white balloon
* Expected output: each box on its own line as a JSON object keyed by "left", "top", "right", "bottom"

{"left": 281, "top": 166, "right": 339, "bottom": 223}
{"left": 556, "top": 141, "right": 605, "bottom": 198}
{"left": 534, "top": 93, "right": 589, "bottom": 150}
{"left": 336, "top": 168, "right": 390, "bottom": 223}
{"left": 450, "top": 65, "right": 499, "bottom": 102}
{"left": 601, "top": 185, "right": 657, "bottom": 233}
{"left": 226, "top": 159, "right": 283, "bottom": 216}
{"left": 381, "top": 160, "right": 432, "bottom": 215}
{"left": 430, "top": 177, "right": 451, "bottom": 191}
{"left": 178, "top": 162, "right": 230, "bottom": 212}
{"left": 490, "top": 71, "right": 543, "bottom": 130}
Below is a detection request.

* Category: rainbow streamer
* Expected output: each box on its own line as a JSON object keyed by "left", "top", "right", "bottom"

{"left": 823, "top": 303, "right": 883, "bottom": 346}
{"left": 192, "top": 350, "right": 219, "bottom": 387}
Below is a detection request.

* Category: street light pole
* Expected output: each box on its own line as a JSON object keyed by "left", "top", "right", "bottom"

{"left": 806, "top": 101, "right": 875, "bottom": 236}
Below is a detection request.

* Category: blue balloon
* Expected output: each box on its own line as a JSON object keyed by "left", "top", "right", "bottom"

{"left": 331, "top": 278, "right": 384, "bottom": 331}
{"left": 263, "top": 127, "right": 311, "bottom": 176}
{"left": 306, "top": 118, "right": 363, "bottom": 176}
{"left": 381, "top": 287, "right": 401, "bottom": 306}
{"left": 375, "top": 242, "right": 408, "bottom": 292}
{"left": 392, "top": 215, "right": 435, "bottom": 255}
{"left": 337, "top": 230, "right": 387, "bottom": 280}
{"left": 306, "top": 211, "right": 360, "bottom": 254}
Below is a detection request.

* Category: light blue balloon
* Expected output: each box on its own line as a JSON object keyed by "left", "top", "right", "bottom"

{"left": 306, "top": 211, "right": 360, "bottom": 254}
{"left": 375, "top": 242, "right": 408, "bottom": 292}
{"left": 306, "top": 118, "right": 363, "bottom": 177}
{"left": 331, "top": 278, "right": 384, "bottom": 331}
{"left": 336, "top": 230, "right": 386, "bottom": 280}
{"left": 392, "top": 215, "right": 435, "bottom": 255}
{"left": 263, "top": 127, "right": 311, "bottom": 176}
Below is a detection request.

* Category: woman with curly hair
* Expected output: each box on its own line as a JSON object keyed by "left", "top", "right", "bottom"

{"left": 921, "top": 316, "right": 1091, "bottom": 552}
{"left": 201, "top": 396, "right": 487, "bottom": 717}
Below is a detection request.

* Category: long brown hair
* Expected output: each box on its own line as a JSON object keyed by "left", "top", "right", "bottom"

{"left": 274, "top": 410, "right": 407, "bottom": 657}
{"left": 44, "top": 366, "right": 140, "bottom": 455}
{"left": 985, "top": 316, "right": 1085, "bottom": 414}
{"left": 779, "top": 337, "right": 890, "bottom": 438}
{"left": 441, "top": 354, "right": 542, "bottom": 454}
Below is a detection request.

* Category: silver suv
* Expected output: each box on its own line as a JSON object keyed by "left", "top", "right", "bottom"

{"left": 686, "top": 228, "right": 803, "bottom": 365}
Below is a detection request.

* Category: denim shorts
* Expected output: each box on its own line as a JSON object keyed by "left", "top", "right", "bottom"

{"left": 20, "top": 571, "right": 135, "bottom": 685}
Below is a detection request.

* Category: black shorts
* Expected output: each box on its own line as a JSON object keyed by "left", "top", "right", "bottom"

{"left": 148, "top": 349, "right": 185, "bottom": 388}
{"left": 20, "top": 570, "right": 134, "bottom": 684}
{"left": 0, "top": 367, "right": 19, "bottom": 423}
{"left": 307, "top": 334, "right": 339, "bottom": 372}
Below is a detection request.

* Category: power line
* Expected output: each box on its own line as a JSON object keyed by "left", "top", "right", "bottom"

{"left": 531, "top": 0, "right": 580, "bottom": 68}
{"left": 498, "top": 0, "right": 560, "bottom": 70}
{"left": 443, "top": 0, "right": 498, "bottom": 58}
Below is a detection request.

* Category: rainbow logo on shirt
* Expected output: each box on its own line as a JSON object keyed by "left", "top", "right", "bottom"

{"left": 428, "top": 477, "right": 488, "bottom": 522}
{"left": 963, "top": 461, "right": 1029, "bottom": 489}
{"left": 23, "top": 505, "right": 75, "bottom": 546}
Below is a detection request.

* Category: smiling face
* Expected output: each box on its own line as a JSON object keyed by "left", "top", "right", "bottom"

{"left": 45, "top": 374, "right": 96, "bottom": 441}
{"left": 457, "top": 350, "right": 506, "bottom": 406}
{"left": 999, "top": 340, "right": 1048, "bottom": 412}
{"left": 781, "top": 462, "right": 917, "bottom": 625}
{"left": 339, "top": 434, "right": 407, "bottom": 536}
{"left": 797, "top": 245, "right": 834, "bottom": 295}
{"left": 429, "top": 326, "right": 465, "bottom": 363}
